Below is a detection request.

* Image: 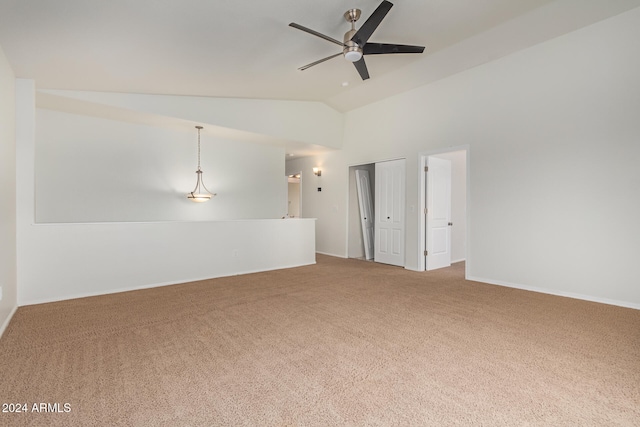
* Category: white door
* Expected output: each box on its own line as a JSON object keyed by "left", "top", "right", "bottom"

{"left": 355, "top": 169, "right": 374, "bottom": 260}
{"left": 375, "top": 159, "right": 406, "bottom": 266}
{"left": 425, "top": 156, "right": 452, "bottom": 270}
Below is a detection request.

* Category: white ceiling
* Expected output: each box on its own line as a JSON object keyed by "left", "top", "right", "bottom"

{"left": 0, "top": 0, "right": 637, "bottom": 113}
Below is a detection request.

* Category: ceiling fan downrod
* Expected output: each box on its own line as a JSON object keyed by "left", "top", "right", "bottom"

{"left": 343, "top": 9, "right": 363, "bottom": 62}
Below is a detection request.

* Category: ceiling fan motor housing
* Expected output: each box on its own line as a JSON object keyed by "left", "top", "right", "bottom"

{"left": 343, "top": 29, "right": 363, "bottom": 62}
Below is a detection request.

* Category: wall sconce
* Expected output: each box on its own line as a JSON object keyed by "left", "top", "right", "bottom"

{"left": 313, "top": 167, "right": 322, "bottom": 176}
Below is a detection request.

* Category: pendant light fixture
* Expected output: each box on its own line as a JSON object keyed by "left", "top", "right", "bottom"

{"left": 187, "top": 125, "right": 216, "bottom": 202}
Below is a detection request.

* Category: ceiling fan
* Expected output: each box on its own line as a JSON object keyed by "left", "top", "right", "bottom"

{"left": 289, "top": 0, "right": 425, "bottom": 80}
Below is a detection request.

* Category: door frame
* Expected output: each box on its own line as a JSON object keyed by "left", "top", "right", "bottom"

{"left": 418, "top": 146, "right": 470, "bottom": 275}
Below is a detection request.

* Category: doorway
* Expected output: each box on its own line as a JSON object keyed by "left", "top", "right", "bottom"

{"left": 355, "top": 169, "right": 374, "bottom": 260}
{"left": 286, "top": 172, "right": 301, "bottom": 218}
{"left": 348, "top": 164, "right": 375, "bottom": 259}
{"left": 419, "top": 148, "right": 468, "bottom": 272}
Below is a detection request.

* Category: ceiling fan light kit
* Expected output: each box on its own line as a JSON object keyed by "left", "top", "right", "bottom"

{"left": 289, "top": 0, "right": 425, "bottom": 80}
{"left": 344, "top": 48, "right": 363, "bottom": 63}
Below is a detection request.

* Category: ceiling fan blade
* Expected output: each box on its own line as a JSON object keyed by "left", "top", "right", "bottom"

{"left": 289, "top": 23, "right": 344, "bottom": 47}
{"left": 351, "top": 0, "right": 393, "bottom": 47}
{"left": 298, "top": 52, "right": 343, "bottom": 71}
{"left": 353, "top": 57, "right": 370, "bottom": 80}
{"left": 363, "top": 43, "right": 425, "bottom": 55}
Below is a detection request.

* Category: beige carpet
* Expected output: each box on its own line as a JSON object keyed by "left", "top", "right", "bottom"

{"left": 1, "top": 255, "right": 639, "bottom": 426}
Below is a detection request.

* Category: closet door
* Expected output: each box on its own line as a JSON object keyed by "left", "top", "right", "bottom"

{"left": 375, "top": 159, "right": 406, "bottom": 267}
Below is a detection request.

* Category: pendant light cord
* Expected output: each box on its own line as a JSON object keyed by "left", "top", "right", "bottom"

{"left": 195, "top": 125, "right": 205, "bottom": 173}
{"left": 197, "top": 126, "right": 202, "bottom": 171}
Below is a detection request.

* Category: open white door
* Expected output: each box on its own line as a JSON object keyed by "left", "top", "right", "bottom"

{"left": 426, "top": 156, "right": 452, "bottom": 270}
{"left": 355, "top": 170, "right": 374, "bottom": 260}
{"left": 375, "top": 159, "right": 406, "bottom": 267}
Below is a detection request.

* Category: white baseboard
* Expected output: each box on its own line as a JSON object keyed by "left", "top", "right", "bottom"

{"left": 316, "top": 251, "right": 347, "bottom": 258}
{"left": 467, "top": 275, "right": 640, "bottom": 311}
{"left": 0, "top": 305, "right": 18, "bottom": 339}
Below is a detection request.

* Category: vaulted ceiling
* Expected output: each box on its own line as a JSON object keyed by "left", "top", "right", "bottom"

{"left": 0, "top": 1, "right": 637, "bottom": 113}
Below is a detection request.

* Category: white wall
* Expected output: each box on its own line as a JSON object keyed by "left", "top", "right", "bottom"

{"left": 35, "top": 109, "right": 285, "bottom": 223}
{"left": 17, "top": 80, "right": 317, "bottom": 305}
{"left": 286, "top": 155, "right": 350, "bottom": 257}
{"left": 18, "top": 218, "right": 316, "bottom": 305}
{"left": 0, "top": 43, "right": 17, "bottom": 335}
{"left": 287, "top": 7, "right": 640, "bottom": 308}
{"left": 39, "top": 90, "right": 344, "bottom": 150}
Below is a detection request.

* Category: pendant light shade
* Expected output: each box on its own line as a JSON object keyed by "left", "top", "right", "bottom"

{"left": 187, "top": 126, "right": 216, "bottom": 202}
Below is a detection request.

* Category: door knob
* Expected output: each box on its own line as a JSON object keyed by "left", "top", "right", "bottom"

{"left": 448, "top": 222, "right": 453, "bottom": 226}
{"left": 387, "top": 216, "right": 390, "bottom": 219}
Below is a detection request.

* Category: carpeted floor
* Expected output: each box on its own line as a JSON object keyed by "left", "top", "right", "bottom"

{"left": 1, "top": 255, "right": 639, "bottom": 426}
